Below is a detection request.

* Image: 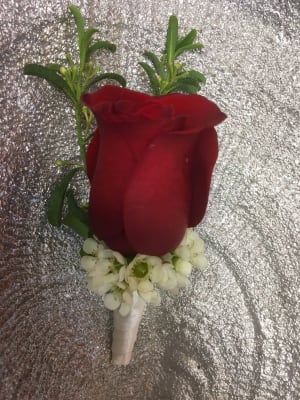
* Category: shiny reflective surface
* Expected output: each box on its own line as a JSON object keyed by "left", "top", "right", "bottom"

{"left": 1, "top": 1, "right": 299, "bottom": 399}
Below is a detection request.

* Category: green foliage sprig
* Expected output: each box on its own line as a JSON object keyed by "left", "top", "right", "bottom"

{"left": 23, "top": 5, "right": 126, "bottom": 237}
{"left": 139, "top": 16, "right": 206, "bottom": 95}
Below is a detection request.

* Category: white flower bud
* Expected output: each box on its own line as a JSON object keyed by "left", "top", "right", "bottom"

{"left": 82, "top": 238, "right": 99, "bottom": 255}
{"left": 174, "top": 246, "right": 190, "bottom": 260}
{"left": 192, "top": 238, "right": 205, "bottom": 254}
{"left": 104, "top": 293, "right": 121, "bottom": 310}
{"left": 175, "top": 260, "right": 192, "bottom": 276}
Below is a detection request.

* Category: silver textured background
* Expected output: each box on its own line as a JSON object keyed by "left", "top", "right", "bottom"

{"left": 1, "top": 0, "right": 299, "bottom": 399}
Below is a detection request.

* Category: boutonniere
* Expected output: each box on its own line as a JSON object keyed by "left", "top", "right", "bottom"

{"left": 24, "top": 5, "right": 226, "bottom": 365}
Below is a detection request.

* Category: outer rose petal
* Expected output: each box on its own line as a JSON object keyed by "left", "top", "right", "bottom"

{"left": 88, "top": 124, "right": 136, "bottom": 252}
{"left": 156, "top": 93, "right": 226, "bottom": 132}
{"left": 188, "top": 127, "right": 219, "bottom": 226}
{"left": 124, "top": 134, "right": 195, "bottom": 256}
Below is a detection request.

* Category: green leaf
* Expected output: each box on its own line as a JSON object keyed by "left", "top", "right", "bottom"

{"left": 84, "top": 72, "right": 126, "bottom": 90}
{"left": 166, "top": 16, "right": 178, "bottom": 66}
{"left": 69, "top": 5, "right": 84, "bottom": 41}
{"left": 66, "top": 190, "right": 89, "bottom": 225}
{"left": 143, "top": 51, "right": 163, "bottom": 76}
{"left": 45, "top": 63, "right": 64, "bottom": 72}
{"left": 184, "top": 70, "right": 206, "bottom": 84}
{"left": 86, "top": 41, "right": 116, "bottom": 60}
{"left": 47, "top": 167, "right": 81, "bottom": 227}
{"left": 175, "top": 43, "right": 204, "bottom": 58}
{"left": 80, "top": 28, "right": 99, "bottom": 67}
{"left": 83, "top": 28, "right": 99, "bottom": 46}
{"left": 139, "top": 62, "right": 160, "bottom": 95}
{"left": 63, "top": 213, "right": 91, "bottom": 239}
{"left": 168, "top": 81, "right": 199, "bottom": 94}
{"left": 23, "top": 64, "right": 77, "bottom": 104}
{"left": 175, "top": 76, "right": 200, "bottom": 87}
{"left": 176, "top": 29, "right": 197, "bottom": 50}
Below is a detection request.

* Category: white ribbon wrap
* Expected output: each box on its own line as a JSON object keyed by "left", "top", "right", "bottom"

{"left": 112, "top": 292, "right": 146, "bottom": 365}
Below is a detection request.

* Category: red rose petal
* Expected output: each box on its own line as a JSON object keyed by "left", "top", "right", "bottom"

{"left": 88, "top": 126, "right": 136, "bottom": 245}
{"left": 188, "top": 127, "right": 218, "bottom": 226}
{"left": 124, "top": 134, "right": 195, "bottom": 256}
{"left": 82, "top": 85, "right": 153, "bottom": 121}
{"left": 157, "top": 93, "right": 226, "bottom": 132}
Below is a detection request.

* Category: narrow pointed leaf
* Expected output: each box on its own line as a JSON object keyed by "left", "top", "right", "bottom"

{"left": 69, "top": 5, "right": 84, "bottom": 40}
{"left": 84, "top": 72, "right": 126, "bottom": 90}
{"left": 63, "top": 213, "right": 91, "bottom": 238}
{"left": 166, "top": 16, "right": 178, "bottom": 66}
{"left": 80, "top": 28, "right": 99, "bottom": 66}
{"left": 139, "top": 62, "right": 160, "bottom": 95}
{"left": 168, "top": 82, "right": 199, "bottom": 94}
{"left": 143, "top": 51, "right": 163, "bottom": 76}
{"left": 47, "top": 168, "right": 82, "bottom": 227}
{"left": 175, "top": 76, "right": 200, "bottom": 87}
{"left": 23, "top": 64, "right": 77, "bottom": 104}
{"left": 184, "top": 70, "right": 206, "bottom": 84}
{"left": 45, "top": 63, "right": 64, "bottom": 72}
{"left": 176, "top": 29, "right": 197, "bottom": 50}
{"left": 175, "top": 43, "right": 204, "bottom": 58}
{"left": 84, "top": 28, "right": 99, "bottom": 45}
{"left": 66, "top": 189, "right": 89, "bottom": 225}
{"left": 86, "top": 41, "right": 116, "bottom": 60}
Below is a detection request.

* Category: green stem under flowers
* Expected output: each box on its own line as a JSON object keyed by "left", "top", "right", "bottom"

{"left": 75, "top": 106, "right": 86, "bottom": 169}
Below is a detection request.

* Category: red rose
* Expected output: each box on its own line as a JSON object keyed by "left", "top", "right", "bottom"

{"left": 82, "top": 85, "right": 226, "bottom": 256}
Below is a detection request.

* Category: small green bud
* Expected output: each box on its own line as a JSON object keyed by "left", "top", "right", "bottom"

{"left": 60, "top": 66, "right": 67, "bottom": 75}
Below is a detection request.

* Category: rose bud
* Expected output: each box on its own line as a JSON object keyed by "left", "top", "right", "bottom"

{"left": 82, "top": 85, "right": 226, "bottom": 256}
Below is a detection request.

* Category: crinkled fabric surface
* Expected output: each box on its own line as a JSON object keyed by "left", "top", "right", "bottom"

{"left": 1, "top": 0, "right": 299, "bottom": 399}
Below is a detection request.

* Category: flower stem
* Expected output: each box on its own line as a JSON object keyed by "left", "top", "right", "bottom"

{"left": 75, "top": 106, "right": 86, "bottom": 170}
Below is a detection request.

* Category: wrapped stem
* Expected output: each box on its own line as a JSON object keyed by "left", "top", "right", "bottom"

{"left": 112, "top": 292, "right": 145, "bottom": 365}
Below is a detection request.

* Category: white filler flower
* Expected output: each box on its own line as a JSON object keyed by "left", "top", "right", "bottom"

{"left": 80, "top": 229, "right": 208, "bottom": 364}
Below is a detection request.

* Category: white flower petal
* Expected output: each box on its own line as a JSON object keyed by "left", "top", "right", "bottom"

{"left": 174, "top": 246, "right": 190, "bottom": 260}
{"left": 127, "top": 276, "right": 138, "bottom": 291}
{"left": 192, "top": 239, "right": 205, "bottom": 254}
{"left": 122, "top": 290, "right": 133, "bottom": 305}
{"left": 112, "top": 251, "right": 127, "bottom": 265}
{"left": 82, "top": 238, "right": 99, "bottom": 255}
{"left": 104, "top": 293, "right": 121, "bottom": 310}
{"left": 97, "top": 283, "right": 114, "bottom": 295}
{"left": 94, "top": 259, "right": 111, "bottom": 273}
{"left": 175, "top": 260, "right": 193, "bottom": 276}
{"left": 139, "top": 290, "right": 155, "bottom": 304}
{"left": 80, "top": 255, "right": 96, "bottom": 272}
{"left": 138, "top": 280, "right": 154, "bottom": 293}
{"left": 150, "top": 265, "right": 163, "bottom": 283}
{"left": 118, "top": 266, "right": 126, "bottom": 282}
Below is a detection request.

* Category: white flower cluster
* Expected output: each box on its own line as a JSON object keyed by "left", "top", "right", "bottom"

{"left": 80, "top": 229, "right": 208, "bottom": 316}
